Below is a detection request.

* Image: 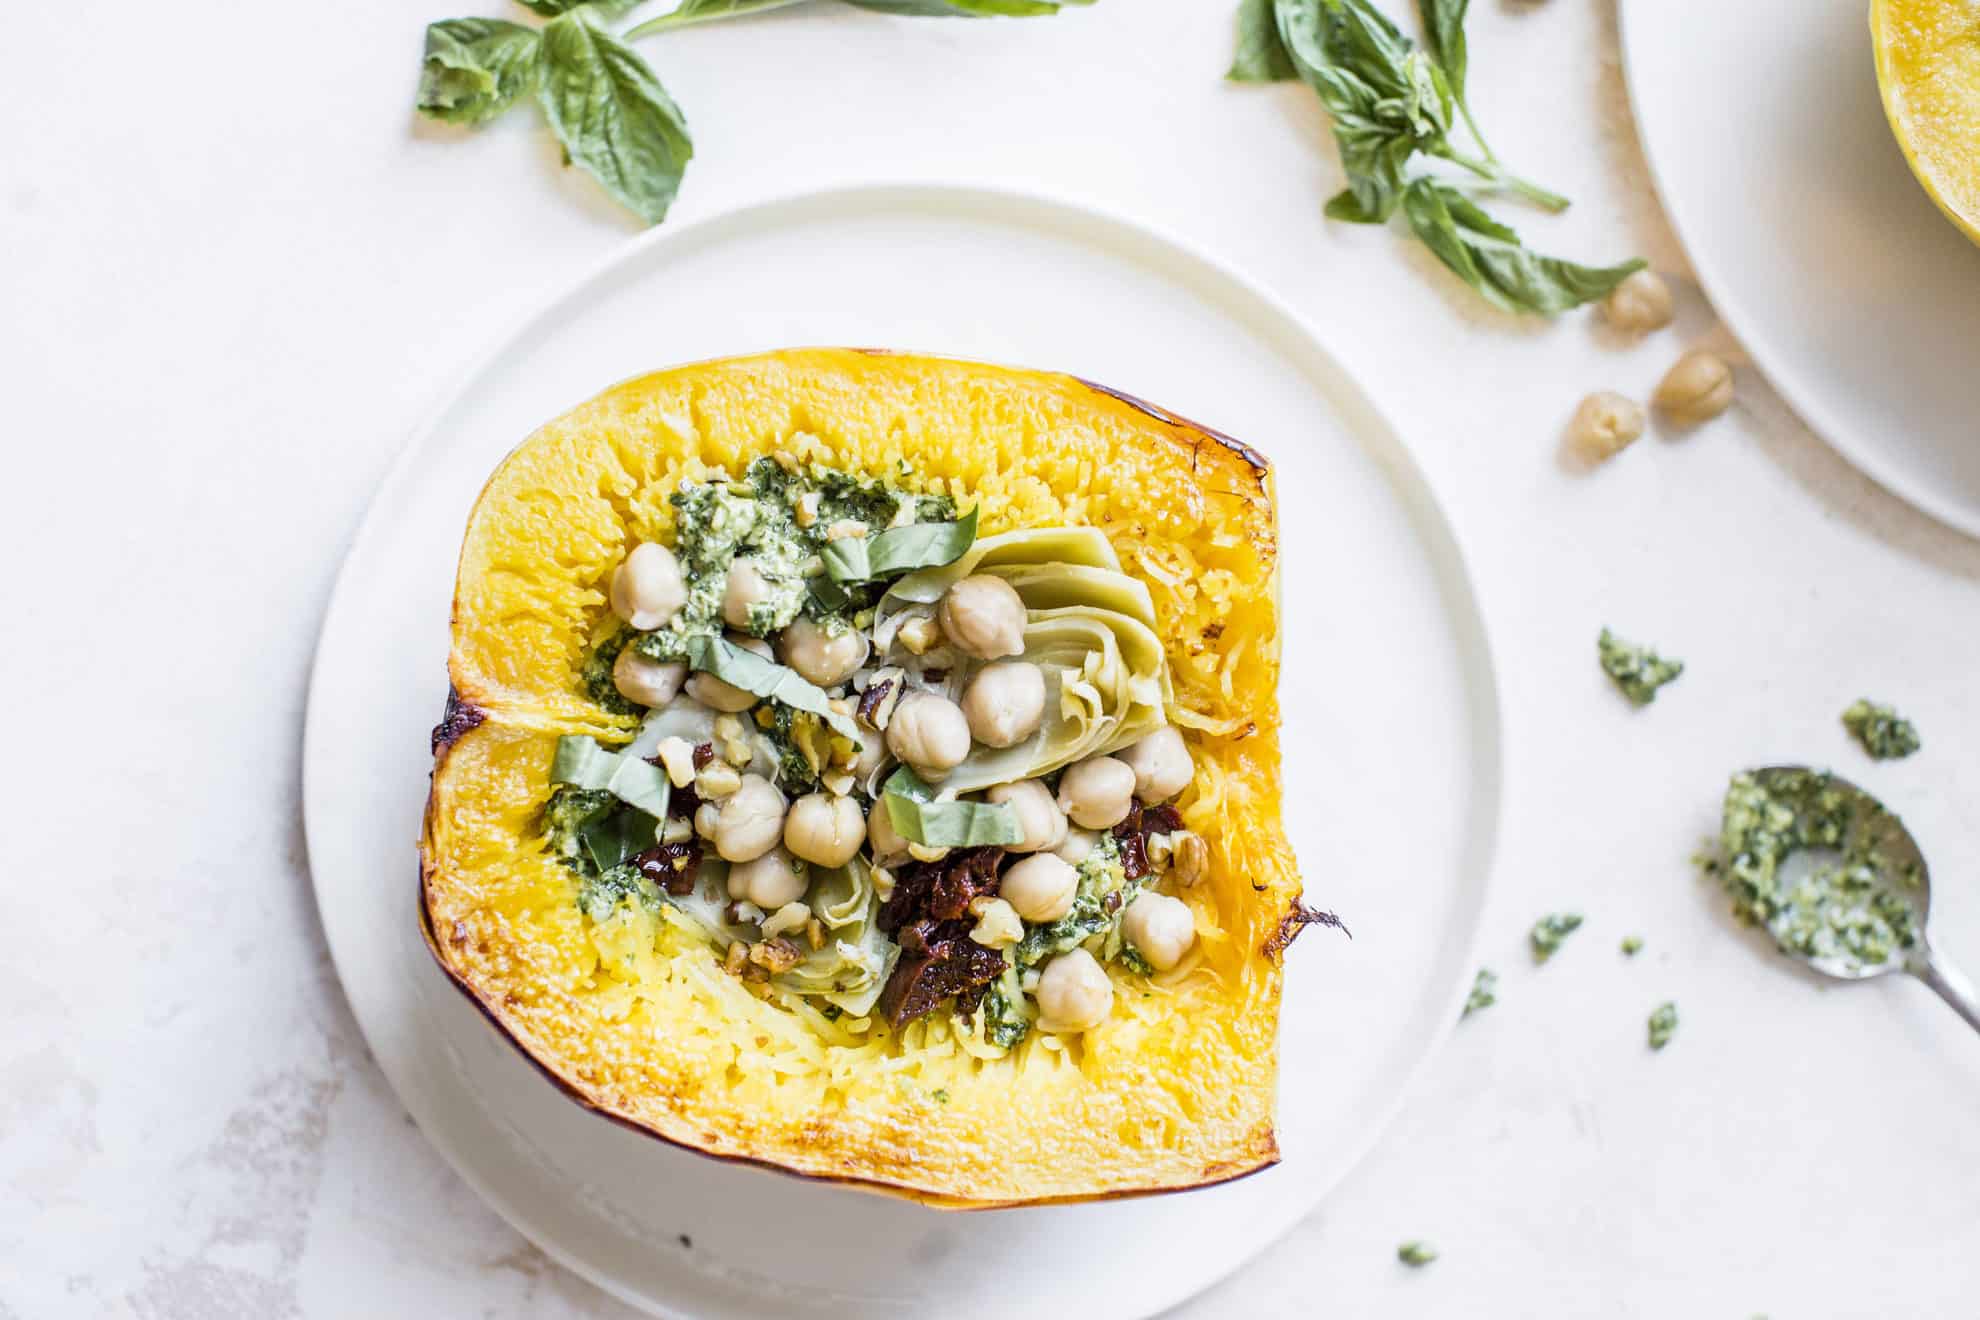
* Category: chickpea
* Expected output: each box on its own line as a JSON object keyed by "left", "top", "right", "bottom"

{"left": 985, "top": 779, "right": 1067, "bottom": 854}
{"left": 777, "top": 615, "right": 869, "bottom": 687}
{"left": 999, "top": 853, "right": 1079, "bottom": 923}
{"left": 1056, "top": 756, "right": 1136, "bottom": 829}
{"left": 1116, "top": 725, "right": 1193, "bottom": 803}
{"left": 1653, "top": 350, "right": 1735, "bottom": 423}
{"left": 783, "top": 793, "right": 866, "bottom": 868}
{"left": 1035, "top": 948, "right": 1113, "bottom": 1033}
{"left": 713, "top": 773, "right": 786, "bottom": 862}
{"left": 1601, "top": 269, "right": 1674, "bottom": 334}
{"left": 611, "top": 649, "right": 687, "bottom": 708}
{"left": 968, "top": 896, "right": 1024, "bottom": 949}
{"left": 884, "top": 690, "right": 972, "bottom": 779}
{"left": 852, "top": 723, "right": 887, "bottom": 780}
{"left": 610, "top": 542, "right": 688, "bottom": 631}
{"left": 727, "top": 845, "right": 809, "bottom": 909}
{"left": 960, "top": 661, "right": 1047, "bottom": 749}
{"left": 722, "top": 558, "right": 779, "bottom": 632}
{"left": 937, "top": 575, "right": 1027, "bottom": 661}
{"left": 1120, "top": 892, "right": 1196, "bottom": 972}
{"left": 1054, "top": 827, "right": 1101, "bottom": 865}
{"left": 1568, "top": 391, "right": 1646, "bottom": 462}
{"left": 687, "top": 634, "right": 771, "bottom": 713}
{"left": 867, "top": 797, "right": 909, "bottom": 862}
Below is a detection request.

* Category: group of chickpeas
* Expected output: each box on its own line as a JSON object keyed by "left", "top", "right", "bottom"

{"left": 1570, "top": 269, "right": 1737, "bottom": 461}
{"left": 600, "top": 523, "right": 1204, "bottom": 1035}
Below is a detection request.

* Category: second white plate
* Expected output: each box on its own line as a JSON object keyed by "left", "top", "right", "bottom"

{"left": 304, "top": 182, "right": 1502, "bottom": 1318}
{"left": 1623, "top": 0, "right": 1980, "bottom": 538}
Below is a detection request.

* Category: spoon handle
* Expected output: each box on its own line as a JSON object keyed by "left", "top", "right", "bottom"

{"left": 1914, "top": 947, "right": 1980, "bottom": 1038}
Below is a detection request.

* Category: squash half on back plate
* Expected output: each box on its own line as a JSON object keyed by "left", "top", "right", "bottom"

{"left": 419, "top": 349, "right": 1322, "bottom": 1208}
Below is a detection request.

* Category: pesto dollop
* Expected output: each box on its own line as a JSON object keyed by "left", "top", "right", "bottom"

{"left": 1529, "top": 912, "right": 1583, "bottom": 963}
{"left": 1647, "top": 1001, "right": 1678, "bottom": 1050}
{"left": 1598, "top": 627, "right": 1683, "bottom": 706}
{"left": 1842, "top": 699, "right": 1921, "bottom": 761}
{"left": 1716, "top": 770, "right": 1923, "bottom": 971}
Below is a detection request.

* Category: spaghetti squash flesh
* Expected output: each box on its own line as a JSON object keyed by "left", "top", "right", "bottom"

{"left": 421, "top": 350, "right": 1302, "bottom": 1206}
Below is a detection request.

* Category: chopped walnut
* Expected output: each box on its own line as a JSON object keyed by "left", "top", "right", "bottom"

{"left": 824, "top": 519, "right": 869, "bottom": 542}
{"left": 749, "top": 937, "right": 804, "bottom": 973}
{"left": 723, "top": 942, "right": 749, "bottom": 975}
{"left": 1172, "top": 832, "right": 1208, "bottom": 886}
{"left": 897, "top": 617, "right": 940, "bottom": 656}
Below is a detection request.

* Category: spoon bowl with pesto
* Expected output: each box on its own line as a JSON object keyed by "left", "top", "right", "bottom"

{"left": 1717, "top": 767, "right": 1980, "bottom": 1033}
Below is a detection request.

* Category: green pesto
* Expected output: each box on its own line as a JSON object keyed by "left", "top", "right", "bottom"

{"left": 1598, "top": 628, "right": 1684, "bottom": 706}
{"left": 1620, "top": 935, "right": 1644, "bottom": 957}
{"left": 1460, "top": 967, "right": 1497, "bottom": 1019}
{"left": 757, "top": 704, "right": 822, "bottom": 796}
{"left": 1842, "top": 699, "right": 1921, "bottom": 761}
{"left": 542, "top": 786, "right": 617, "bottom": 873}
{"left": 1530, "top": 912, "right": 1584, "bottom": 963}
{"left": 631, "top": 456, "right": 952, "bottom": 667}
{"left": 1647, "top": 1001, "right": 1678, "bottom": 1050}
{"left": 1017, "top": 834, "right": 1139, "bottom": 968}
{"left": 1116, "top": 946, "right": 1157, "bottom": 977}
{"left": 1717, "top": 770, "right": 1923, "bottom": 970}
{"left": 580, "top": 628, "right": 643, "bottom": 716}
{"left": 1397, "top": 1241, "right": 1438, "bottom": 1267}
{"left": 979, "top": 961, "right": 1033, "bottom": 1050}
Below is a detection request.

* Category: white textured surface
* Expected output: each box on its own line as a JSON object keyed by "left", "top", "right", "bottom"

{"left": 3, "top": 1, "right": 1978, "bottom": 1317}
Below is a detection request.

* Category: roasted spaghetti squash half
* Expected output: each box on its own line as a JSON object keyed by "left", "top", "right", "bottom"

{"left": 419, "top": 349, "right": 1325, "bottom": 1208}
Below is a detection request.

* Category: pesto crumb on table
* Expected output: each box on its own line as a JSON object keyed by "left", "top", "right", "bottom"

{"left": 1530, "top": 912, "right": 1584, "bottom": 963}
{"left": 1841, "top": 699, "right": 1921, "bottom": 760}
{"left": 1397, "top": 1241, "right": 1439, "bottom": 1268}
{"left": 1647, "top": 1002, "right": 1679, "bottom": 1050}
{"left": 1597, "top": 628, "right": 1684, "bottom": 705}
{"left": 1461, "top": 967, "right": 1498, "bottom": 1019}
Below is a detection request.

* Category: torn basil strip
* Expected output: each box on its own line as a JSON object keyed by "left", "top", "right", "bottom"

{"left": 683, "top": 634, "right": 859, "bottom": 738}
{"left": 881, "top": 767, "right": 1024, "bottom": 848}
{"left": 551, "top": 734, "right": 671, "bottom": 817}
{"left": 581, "top": 809, "right": 661, "bottom": 874}
{"left": 821, "top": 508, "right": 978, "bottom": 585}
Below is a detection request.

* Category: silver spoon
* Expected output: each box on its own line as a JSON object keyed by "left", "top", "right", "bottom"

{"left": 1739, "top": 766, "right": 1980, "bottom": 1035}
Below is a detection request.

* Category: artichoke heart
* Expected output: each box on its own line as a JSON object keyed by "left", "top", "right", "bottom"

{"left": 419, "top": 349, "right": 1303, "bottom": 1207}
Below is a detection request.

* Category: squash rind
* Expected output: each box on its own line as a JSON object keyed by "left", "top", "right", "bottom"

{"left": 418, "top": 349, "right": 1302, "bottom": 1208}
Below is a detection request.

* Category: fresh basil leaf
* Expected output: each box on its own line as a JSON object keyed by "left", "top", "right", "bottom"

{"left": 625, "top": 0, "right": 810, "bottom": 37}
{"left": 1273, "top": 0, "right": 1435, "bottom": 223}
{"left": 1323, "top": 187, "right": 1386, "bottom": 223}
{"left": 881, "top": 767, "right": 1024, "bottom": 848}
{"left": 581, "top": 810, "right": 660, "bottom": 873}
{"left": 1228, "top": 0, "right": 1296, "bottom": 81}
{"left": 845, "top": 0, "right": 1087, "bottom": 14}
{"left": 822, "top": 508, "right": 977, "bottom": 584}
{"left": 551, "top": 734, "right": 621, "bottom": 789}
{"left": 683, "top": 634, "right": 860, "bottom": 738}
{"left": 1418, "top": 0, "right": 1467, "bottom": 102}
{"left": 605, "top": 754, "right": 671, "bottom": 818}
{"left": 537, "top": 8, "right": 694, "bottom": 226}
{"left": 1401, "top": 179, "right": 1644, "bottom": 315}
{"left": 517, "top": 0, "right": 642, "bottom": 15}
{"left": 551, "top": 734, "right": 671, "bottom": 816}
{"left": 416, "top": 18, "right": 541, "bottom": 127}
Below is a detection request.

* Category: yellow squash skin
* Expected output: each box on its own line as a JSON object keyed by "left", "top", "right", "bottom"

{"left": 1873, "top": 0, "right": 1980, "bottom": 245}
{"left": 419, "top": 349, "right": 1307, "bottom": 1208}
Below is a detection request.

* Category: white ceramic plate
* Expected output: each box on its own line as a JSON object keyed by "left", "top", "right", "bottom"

{"left": 304, "top": 182, "right": 1501, "bottom": 1319}
{"left": 1622, "top": 0, "right": 1980, "bottom": 537}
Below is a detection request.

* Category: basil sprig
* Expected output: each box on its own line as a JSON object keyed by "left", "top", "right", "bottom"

{"left": 683, "top": 634, "right": 860, "bottom": 738}
{"left": 1228, "top": 0, "right": 1642, "bottom": 315}
{"left": 881, "top": 767, "right": 1024, "bottom": 849}
{"left": 1402, "top": 180, "right": 1643, "bottom": 316}
{"left": 417, "top": 0, "right": 1091, "bottom": 225}
{"left": 821, "top": 508, "right": 977, "bottom": 585}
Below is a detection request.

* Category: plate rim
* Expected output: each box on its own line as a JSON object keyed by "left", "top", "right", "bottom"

{"left": 1617, "top": 0, "right": 1980, "bottom": 541}
{"left": 302, "top": 177, "right": 1504, "bottom": 1318}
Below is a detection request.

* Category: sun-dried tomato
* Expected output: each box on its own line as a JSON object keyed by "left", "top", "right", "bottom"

{"left": 634, "top": 840, "right": 702, "bottom": 896}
